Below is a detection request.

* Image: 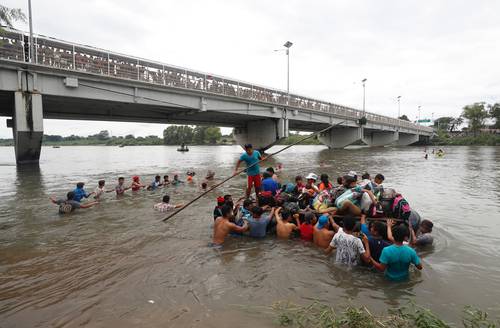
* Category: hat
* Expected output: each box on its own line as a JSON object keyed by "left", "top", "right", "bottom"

{"left": 217, "top": 196, "right": 225, "bottom": 204}
{"left": 305, "top": 173, "right": 318, "bottom": 181}
{"left": 348, "top": 171, "right": 358, "bottom": 178}
{"left": 316, "top": 214, "right": 329, "bottom": 229}
{"left": 132, "top": 176, "right": 139, "bottom": 181}
{"left": 285, "top": 183, "right": 295, "bottom": 194}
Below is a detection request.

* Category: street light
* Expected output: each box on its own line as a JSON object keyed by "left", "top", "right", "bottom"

{"left": 418, "top": 105, "right": 422, "bottom": 124}
{"left": 397, "top": 96, "right": 401, "bottom": 119}
{"left": 362, "top": 78, "right": 367, "bottom": 115}
{"left": 28, "top": 0, "right": 34, "bottom": 62}
{"left": 283, "top": 41, "right": 293, "bottom": 96}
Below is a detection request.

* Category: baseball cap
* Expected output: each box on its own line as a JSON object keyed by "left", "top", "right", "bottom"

{"left": 316, "top": 214, "right": 329, "bottom": 229}
{"left": 305, "top": 173, "right": 318, "bottom": 181}
{"left": 244, "top": 143, "right": 253, "bottom": 149}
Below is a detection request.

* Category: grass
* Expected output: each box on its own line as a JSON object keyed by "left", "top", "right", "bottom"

{"left": 271, "top": 301, "right": 498, "bottom": 328}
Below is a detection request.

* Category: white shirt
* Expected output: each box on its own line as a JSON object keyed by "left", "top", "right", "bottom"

{"left": 330, "top": 228, "right": 365, "bottom": 266}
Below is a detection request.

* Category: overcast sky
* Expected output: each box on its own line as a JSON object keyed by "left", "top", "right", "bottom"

{"left": 1, "top": 0, "right": 499, "bottom": 138}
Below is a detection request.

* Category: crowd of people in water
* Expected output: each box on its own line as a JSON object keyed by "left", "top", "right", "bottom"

{"left": 211, "top": 144, "right": 434, "bottom": 281}
{"left": 50, "top": 142, "right": 434, "bottom": 281}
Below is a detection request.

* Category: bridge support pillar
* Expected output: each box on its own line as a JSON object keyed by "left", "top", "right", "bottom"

{"left": 318, "top": 126, "right": 362, "bottom": 148}
{"left": 395, "top": 132, "right": 419, "bottom": 146}
{"left": 363, "top": 130, "right": 398, "bottom": 147}
{"left": 233, "top": 118, "right": 288, "bottom": 151}
{"left": 12, "top": 91, "right": 44, "bottom": 164}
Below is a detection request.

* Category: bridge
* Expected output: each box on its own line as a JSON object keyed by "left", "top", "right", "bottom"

{"left": 0, "top": 28, "right": 432, "bottom": 164}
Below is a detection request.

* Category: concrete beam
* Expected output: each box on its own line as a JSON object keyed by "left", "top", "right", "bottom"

{"left": 233, "top": 118, "right": 288, "bottom": 151}
{"left": 363, "top": 130, "right": 398, "bottom": 147}
{"left": 396, "top": 132, "right": 419, "bottom": 146}
{"left": 318, "top": 126, "right": 362, "bottom": 148}
{"left": 13, "top": 91, "right": 44, "bottom": 164}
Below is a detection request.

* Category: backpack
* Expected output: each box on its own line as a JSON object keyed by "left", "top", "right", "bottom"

{"left": 392, "top": 195, "right": 411, "bottom": 221}
{"left": 59, "top": 202, "right": 73, "bottom": 214}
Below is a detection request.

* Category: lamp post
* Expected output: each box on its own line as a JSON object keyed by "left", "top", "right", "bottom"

{"left": 283, "top": 41, "right": 293, "bottom": 96}
{"left": 362, "top": 78, "right": 367, "bottom": 115}
{"left": 397, "top": 96, "right": 401, "bottom": 119}
{"left": 418, "top": 105, "right": 421, "bottom": 124}
{"left": 28, "top": 0, "right": 34, "bottom": 62}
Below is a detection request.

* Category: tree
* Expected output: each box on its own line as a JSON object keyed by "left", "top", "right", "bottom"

{"left": 204, "top": 127, "right": 222, "bottom": 144}
{"left": 398, "top": 115, "right": 410, "bottom": 121}
{"left": 125, "top": 134, "right": 135, "bottom": 139}
{"left": 449, "top": 117, "right": 463, "bottom": 132}
{"left": 96, "top": 130, "right": 110, "bottom": 140}
{"left": 434, "top": 117, "right": 454, "bottom": 131}
{"left": 163, "top": 125, "right": 194, "bottom": 145}
{"left": 192, "top": 126, "right": 207, "bottom": 144}
{"left": 489, "top": 103, "right": 500, "bottom": 129}
{"left": 462, "top": 102, "right": 489, "bottom": 136}
{"left": 0, "top": 5, "right": 26, "bottom": 30}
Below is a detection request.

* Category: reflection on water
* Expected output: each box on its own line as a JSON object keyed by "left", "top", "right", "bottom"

{"left": 0, "top": 145, "right": 499, "bottom": 327}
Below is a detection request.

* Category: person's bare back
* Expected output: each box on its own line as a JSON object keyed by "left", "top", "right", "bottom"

{"left": 313, "top": 226, "right": 335, "bottom": 249}
{"left": 275, "top": 208, "right": 298, "bottom": 239}
{"left": 212, "top": 207, "right": 248, "bottom": 245}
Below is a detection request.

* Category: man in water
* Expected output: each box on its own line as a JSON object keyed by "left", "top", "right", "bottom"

{"left": 275, "top": 207, "right": 298, "bottom": 239}
{"left": 212, "top": 204, "right": 249, "bottom": 246}
{"left": 371, "top": 224, "right": 423, "bottom": 281}
{"left": 115, "top": 177, "right": 130, "bottom": 196}
{"left": 313, "top": 214, "right": 337, "bottom": 249}
{"left": 50, "top": 191, "right": 98, "bottom": 214}
{"left": 148, "top": 175, "right": 162, "bottom": 190}
{"left": 73, "top": 182, "right": 93, "bottom": 202}
{"left": 234, "top": 144, "right": 265, "bottom": 198}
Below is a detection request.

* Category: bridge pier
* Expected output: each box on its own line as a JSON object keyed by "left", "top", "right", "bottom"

{"left": 395, "top": 132, "right": 419, "bottom": 146}
{"left": 318, "top": 126, "right": 362, "bottom": 148}
{"left": 233, "top": 118, "right": 288, "bottom": 151}
{"left": 11, "top": 91, "right": 44, "bottom": 164}
{"left": 363, "top": 130, "right": 398, "bottom": 147}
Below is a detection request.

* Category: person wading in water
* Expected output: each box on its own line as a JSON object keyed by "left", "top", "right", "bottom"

{"left": 234, "top": 144, "right": 266, "bottom": 198}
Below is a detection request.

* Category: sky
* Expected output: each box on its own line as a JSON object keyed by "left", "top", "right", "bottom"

{"left": 1, "top": 0, "right": 499, "bottom": 138}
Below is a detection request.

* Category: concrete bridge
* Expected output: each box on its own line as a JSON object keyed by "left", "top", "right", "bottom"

{"left": 0, "top": 28, "right": 432, "bottom": 164}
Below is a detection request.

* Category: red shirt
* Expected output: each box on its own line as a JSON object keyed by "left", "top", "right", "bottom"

{"left": 299, "top": 223, "right": 314, "bottom": 241}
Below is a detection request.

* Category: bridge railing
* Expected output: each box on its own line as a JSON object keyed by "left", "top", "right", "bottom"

{"left": 0, "top": 28, "right": 432, "bottom": 133}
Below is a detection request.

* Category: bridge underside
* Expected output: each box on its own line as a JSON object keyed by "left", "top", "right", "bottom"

{"left": 0, "top": 66, "right": 429, "bottom": 164}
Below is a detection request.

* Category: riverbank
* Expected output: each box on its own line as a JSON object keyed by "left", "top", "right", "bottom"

{"left": 431, "top": 133, "right": 500, "bottom": 146}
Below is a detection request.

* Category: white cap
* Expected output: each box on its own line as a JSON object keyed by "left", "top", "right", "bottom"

{"left": 348, "top": 171, "right": 358, "bottom": 178}
{"left": 305, "top": 173, "right": 318, "bottom": 181}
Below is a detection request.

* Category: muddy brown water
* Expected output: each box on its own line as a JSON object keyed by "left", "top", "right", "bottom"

{"left": 0, "top": 145, "right": 499, "bottom": 327}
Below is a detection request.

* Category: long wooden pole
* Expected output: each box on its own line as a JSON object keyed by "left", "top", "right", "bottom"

{"left": 162, "top": 121, "right": 346, "bottom": 222}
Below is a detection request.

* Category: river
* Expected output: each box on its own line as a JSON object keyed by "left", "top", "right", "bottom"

{"left": 0, "top": 145, "right": 499, "bottom": 327}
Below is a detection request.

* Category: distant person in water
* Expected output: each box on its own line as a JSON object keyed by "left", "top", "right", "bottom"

{"left": 154, "top": 194, "right": 184, "bottom": 212}
{"left": 148, "top": 175, "right": 162, "bottom": 190}
{"left": 234, "top": 144, "right": 265, "bottom": 198}
{"left": 115, "top": 177, "right": 130, "bottom": 196}
{"left": 212, "top": 204, "right": 249, "bottom": 246}
{"left": 131, "top": 176, "right": 146, "bottom": 191}
{"left": 201, "top": 182, "right": 208, "bottom": 190}
{"left": 172, "top": 174, "right": 184, "bottom": 186}
{"left": 94, "top": 180, "right": 113, "bottom": 200}
{"left": 163, "top": 175, "right": 170, "bottom": 186}
{"left": 205, "top": 170, "right": 215, "bottom": 180}
{"left": 50, "top": 191, "right": 98, "bottom": 214}
{"left": 73, "top": 182, "right": 93, "bottom": 202}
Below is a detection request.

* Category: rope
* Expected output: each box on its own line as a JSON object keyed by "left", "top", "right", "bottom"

{"left": 162, "top": 121, "right": 346, "bottom": 222}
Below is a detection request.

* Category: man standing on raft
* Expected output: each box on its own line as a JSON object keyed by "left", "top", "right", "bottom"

{"left": 234, "top": 144, "right": 266, "bottom": 198}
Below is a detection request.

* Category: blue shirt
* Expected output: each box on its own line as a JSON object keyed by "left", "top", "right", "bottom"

{"left": 262, "top": 177, "right": 279, "bottom": 195}
{"left": 73, "top": 187, "right": 89, "bottom": 202}
{"left": 239, "top": 150, "right": 261, "bottom": 177}
{"left": 379, "top": 244, "right": 421, "bottom": 281}
{"left": 246, "top": 213, "right": 271, "bottom": 238}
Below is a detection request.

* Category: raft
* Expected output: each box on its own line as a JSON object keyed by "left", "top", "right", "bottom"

{"left": 177, "top": 147, "right": 189, "bottom": 152}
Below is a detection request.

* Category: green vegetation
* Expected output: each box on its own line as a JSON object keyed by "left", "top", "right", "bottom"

{"left": 0, "top": 5, "right": 26, "bottom": 32}
{"left": 0, "top": 127, "right": 233, "bottom": 147}
{"left": 431, "top": 102, "right": 499, "bottom": 146}
{"left": 162, "top": 125, "right": 224, "bottom": 145}
{"left": 271, "top": 301, "right": 498, "bottom": 328}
